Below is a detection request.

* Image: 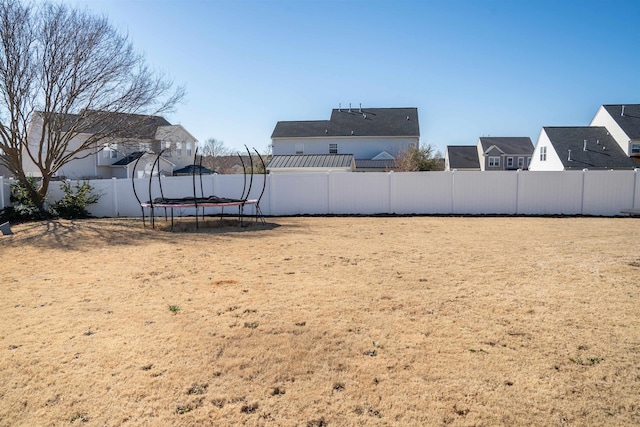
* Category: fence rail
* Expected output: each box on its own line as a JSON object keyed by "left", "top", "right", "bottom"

{"left": 1, "top": 169, "right": 638, "bottom": 217}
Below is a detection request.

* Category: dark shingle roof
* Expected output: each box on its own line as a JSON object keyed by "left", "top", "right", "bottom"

{"left": 602, "top": 104, "right": 640, "bottom": 140}
{"left": 544, "top": 126, "right": 636, "bottom": 170}
{"left": 267, "top": 154, "right": 354, "bottom": 169}
{"left": 354, "top": 159, "right": 396, "bottom": 169}
{"left": 479, "top": 137, "right": 534, "bottom": 155}
{"left": 271, "top": 108, "right": 419, "bottom": 138}
{"left": 446, "top": 146, "right": 480, "bottom": 169}
{"left": 111, "top": 151, "right": 145, "bottom": 166}
{"left": 42, "top": 111, "right": 171, "bottom": 139}
{"left": 173, "top": 164, "right": 216, "bottom": 175}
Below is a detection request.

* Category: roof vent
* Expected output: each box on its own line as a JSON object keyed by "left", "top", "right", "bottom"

{"left": 351, "top": 130, "right": 354, "bottom": 135}
{"left": 359, "top": 103, "right": 362, "bottom": 113}
{"left": 406, "top": 116, "right": 410, "bottom": 120}
{"left": 339, "top": 103, "right": 341, "bottom": 112}
{"left": 622, "top": 105, "right": 625, "bottom": 116}
{"left": 363, "top": 114, "right": 367, "bottom": 119}
{"left": 568, "top": 150, "right": 572, "bottom": 161}
{"left": 583, "top": 140, "right": 587, "bottom": 151}
{"left": 325, "top": 129, "right": 328, "bottom": 134}
{"left": 349, "top": 103, "right": 352, "bottom": 112}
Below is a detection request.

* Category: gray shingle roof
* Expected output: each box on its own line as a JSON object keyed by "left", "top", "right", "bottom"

{"left": 42, "top": 111, "right": 171, "bottom": 139}
{"left": 446, "top": 146, "right": 480, "bottom": 169}
{"left": 479, "top": 137, "right": 534, "bottom": 155}
{"left": 271, "top": 108, "right": 419, "bottom": 138}
{"left": 544, "top": 126, "right": 636, "bottom": 170}
{"left": 267, "top": 154, "right": 354, "bottom": 169}
{"left": 602, "top": 104, "right": 640, "bottom": 139}
{"left": 111, "top": 151, "right": 145, "bottom": 166}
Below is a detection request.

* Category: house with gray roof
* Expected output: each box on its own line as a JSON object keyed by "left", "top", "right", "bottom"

{"left": 23, "top": 111, "right": 196, "bottom": 179}
{"left": 477, "top": 137, "right": 534, "bottom": 171}
{"left": 529, "top": 126, "right": 636, "bottom": 171}
{"left": 444, "top": 146, "right": 480, "bottom": 171}
{"left": 268, "top": 106, "right": 419, "bottom": 172}
{"left": 590, "top": 104, "right": 640, "bottom": 165}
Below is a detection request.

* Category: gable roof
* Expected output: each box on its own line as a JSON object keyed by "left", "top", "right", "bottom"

{"left": 601, "top": 104, "right": 640, "bottom": 140}
{"left": 446, "top": 146, "right": 480, "bottom": 169}
{"left": 111, "top": 151, "right": 146, "bottom": 166}
{"left": 478, "top": 137, "right": 534, "bottom": 155}
{"left": 38, "top": 111, "right": 172, "bottom": 139}
{"left": 267, "top": 154, "right": 354, "bottom": 169}
{"left": 543, "top": 126, "right": 636, "bottom": 170}
{"left": 271, "top": 107, "right": 419, "bottom": 138}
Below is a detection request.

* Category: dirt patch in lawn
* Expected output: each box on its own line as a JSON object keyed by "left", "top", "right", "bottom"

{"left": 1, "top": 216, "right": 639, "bottom": 426}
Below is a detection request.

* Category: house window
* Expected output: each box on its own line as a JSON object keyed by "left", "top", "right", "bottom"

{"left": 163, "top": 141, "right": 172, "bottom": 156}
{"left": 518, "top": 157, "right": 524, "bottom": 168}
{"left": 329, "top": 143, "right": 338, "bottom": 154}
{"left": 631, "top": 143, "right": 640, "bottom": 155}
{"left": 176, "top": 142, "right": 183, "bottom": 156}
{"left": 186, "top": 142, "right": 192, "bottom": 157}
{"left": 507, "top": 157, "right": 514, "bottom": 168}
{"left": 540, "top": 146, "right": 547, "bottom": 161}
{"left": 295, "top": 142, "right": 304, "bottom": 155}
{"left": 488, "top": 156, "right": 500, "bottom": 167}
{"left": 109, "top": 144, "right": 118, "bottom": 159}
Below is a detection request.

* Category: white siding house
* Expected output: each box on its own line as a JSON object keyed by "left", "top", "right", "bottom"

{"left": 590, "top": 104, "right": 640, "bottom": 158}
{"left": 269, "top": 106, "right": 420, "bottom": 172}
{"left": 23, "top": 112, "right": 196, "bottom": 179}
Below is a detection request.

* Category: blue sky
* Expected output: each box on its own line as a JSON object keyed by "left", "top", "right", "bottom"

{"left": 68, "top": 0, "right": 639, "bottom": 155}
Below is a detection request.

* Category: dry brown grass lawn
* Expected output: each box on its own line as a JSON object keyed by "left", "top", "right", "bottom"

{"left": 1, "top": 216, "right": 639, "bottom": 426}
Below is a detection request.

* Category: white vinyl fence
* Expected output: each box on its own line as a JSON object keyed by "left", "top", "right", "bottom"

{"left": 1, "top": 169, "right": 639, "bottom": 217}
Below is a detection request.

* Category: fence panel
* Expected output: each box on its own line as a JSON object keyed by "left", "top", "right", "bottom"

{"left": 390, "top": 172, "right": 454, "bottom": 214}
{"left": 583, "top": 170, "right": 637, "bottom": 216}
{"left": 330, "top": 172, "right": 390, "bottom": 214}
{"left": 452, "top": 171, "right": 518, "bottom": 214}
{"left": 517, "top": 171, "right": 584, "bottom": 215}
{"left": 269, "top": 173, "right": 330, "bottom": 215}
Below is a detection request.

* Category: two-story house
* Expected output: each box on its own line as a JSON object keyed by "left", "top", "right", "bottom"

{"left": 529, "top": 126, "right": 636, "bottom": 171}
{"left": 23, "top": 111, "right": 197, "bottom": 179}
{"left": 590, "top": 104, "right": 640, "bottom": 166}
{"left": 267, "top": 106, "right": 420, "bottom": 172}
{"left": 444, "top": 137, "right": 534, "bottom": 171}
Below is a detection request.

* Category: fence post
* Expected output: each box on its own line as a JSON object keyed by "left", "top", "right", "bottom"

{"left": 111, "top": 177, "right": 118, "bottom": 217}
{"left": 388, "top": 171, "right": 393, "bottom": 214}
{"left": 0, "top": 176, "right": 4, "bottom": 210}
{"left": 515, "top": 169, "right": 520, "bottom": 214}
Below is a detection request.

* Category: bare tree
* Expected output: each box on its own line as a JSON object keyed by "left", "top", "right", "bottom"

{"left": 0, "top": 0, "right": 184, "bottom": 211}
{"left": 199, "top": 137, "right": 234, "bottom": 173}
{"left": 395, "top": 144, "right": 444, "bottom": 171}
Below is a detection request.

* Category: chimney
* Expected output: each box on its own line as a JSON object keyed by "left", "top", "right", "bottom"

{"left": 568, "top": 150, "right": 572, "bottom": 161}
{"left": 349, "top": 103, "right": 352, "bottom": 112}
{"left": 622, "top": 105, "right": 625, "bottom": 116}
{"left": 583, "top": 140, "right": 587, "bottom": 151}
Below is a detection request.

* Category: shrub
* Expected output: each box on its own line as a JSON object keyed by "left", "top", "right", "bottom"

{"left": 48, "top": 180, "right": 100, "bottom": 219}
{"left": 0, "top": 178, "right": 44, "bottom": 222}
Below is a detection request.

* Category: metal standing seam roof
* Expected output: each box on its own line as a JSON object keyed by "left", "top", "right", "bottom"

{"left": 543, "top": 126, "right": 637, "bottom": 169}
{"left": 267, "top": 154, "right": 354, "bottom": 169}
{"left": 271, "top": 107, "right": 420, "bottom": 138}
{"left": 602, "top": 104, "right": 640, "bottom": 140}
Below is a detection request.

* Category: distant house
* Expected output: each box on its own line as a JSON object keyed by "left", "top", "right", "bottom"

{"left": 477, "top": 137, "right": 534, "bottom": 171}
{"left": 590, "top": 104, "right": 640, "bottom": 165}
{"left": 267, "top": 154, "right": 355, "bottom": 174}
{"left": 268, "top": 106, "right": 420, "bottom": 172}
{"left": 23, "top": 111, "right": 197, "bottom": 179}
{"left": 529, "top": 127, "right": 636, "bottom": 171}
{"left": 444, "top": 146, "right": 480, "bottom": 171}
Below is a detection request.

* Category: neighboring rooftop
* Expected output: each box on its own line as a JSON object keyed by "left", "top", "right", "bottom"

{"left": 38, "top": 111, "right": 172, "bottom": 139}
{"left": 601, "top": 104, "right": 640, "bottom": 139}
{"left": 479, "top": 136, "right": 534, "bottom": 154}
{"left": 446, "top": 146, "right": 480, "bottom": 169}
{"left": 544, "top": 126, "right": 636, "bottom": 170}
{"left": 271, "top": 107, "right": 420, "bottom": 138}
{"left": 267, "top": 154, "right": 354, "bottom": 169}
